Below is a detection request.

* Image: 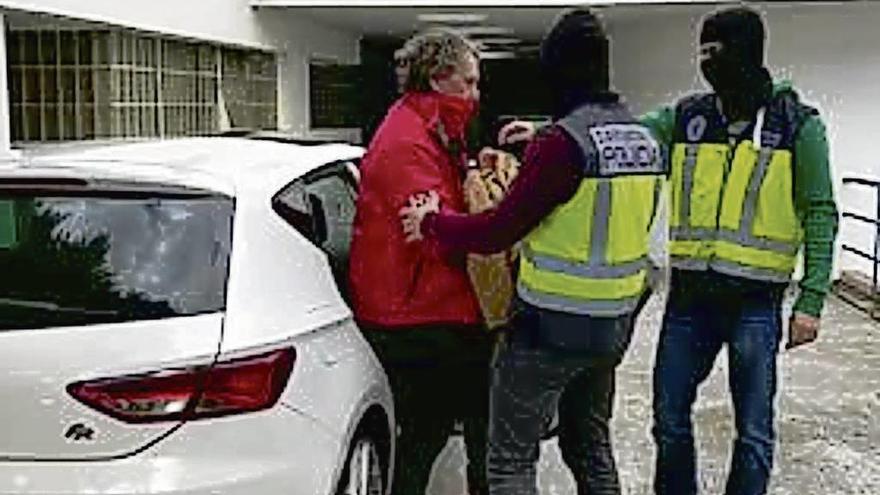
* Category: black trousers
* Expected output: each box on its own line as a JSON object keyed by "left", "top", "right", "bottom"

{"left": 486, "top": 291, "right": 650, "bottom": 495}
{"left": 363, "top": 324, "right": 494, "bottom": 495}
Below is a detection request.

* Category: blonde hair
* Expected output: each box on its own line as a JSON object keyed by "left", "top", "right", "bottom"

{"left": 397, "top": 28, "right": 479, "bottom": 93}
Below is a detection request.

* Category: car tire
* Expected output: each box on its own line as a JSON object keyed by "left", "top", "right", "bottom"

{"left": 335, "top": 428, "right": 386, "bottom": 495}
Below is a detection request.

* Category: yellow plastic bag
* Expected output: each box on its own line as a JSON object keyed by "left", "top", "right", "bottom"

{"left": 464, "top": 149, "right": 521, "bottom": 330}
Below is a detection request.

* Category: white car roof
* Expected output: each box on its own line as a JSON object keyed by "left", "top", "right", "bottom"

{"left": 1, "top": 137, "right": 365, "bottom": 197}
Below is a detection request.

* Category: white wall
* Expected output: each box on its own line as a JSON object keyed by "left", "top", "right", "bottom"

{"left": 0, "top": 0, "right": 273, "bottom": 48}
{"left": 257, "top": 9, "right": 362, "bottom": 142}
{"left": 0, "top": 0, "right": 362, "bottom": 142}
{"left": 608, "top": 2, "right": 880, "bottom": 280}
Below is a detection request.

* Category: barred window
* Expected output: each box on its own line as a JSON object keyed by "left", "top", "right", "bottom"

{"left": 7, "top": 28, "right": 278, "bottom": 143}
{"left": 308, "top": 58, "right": 362, "bottom": 129}
{"left": 108, "top": 31, "right": 160, "bottom": 138}
{"left": 8, "top": 30, "right": 110, "bottom": 141}
{"left": 221, "top": 48, "right": 277, "bottom": 130}
{"left": 161, "top": 39, "right": 219, "bottom": 137}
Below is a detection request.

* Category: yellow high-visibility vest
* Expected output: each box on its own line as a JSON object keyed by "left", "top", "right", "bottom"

{"left": 668, "top": 92, "right": 807, "bottom": 282}
{"left": 517, "top": 102, "right": 663, "bottom": 317}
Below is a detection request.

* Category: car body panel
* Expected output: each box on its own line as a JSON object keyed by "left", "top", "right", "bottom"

{"left": 0, "top": 314, "right": 223, "bottom": 460}
{"left": 0, "top": 138, "right": 391, "bottom": 494}
{"left": 0, "top": 406, "right": 339, "bottom": 495}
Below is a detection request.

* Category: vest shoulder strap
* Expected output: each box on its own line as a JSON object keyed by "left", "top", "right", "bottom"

{"left": 772, "top": 89, "right": 819, "bottom": 138}
{"left": 757, "top": 89, "right": 816, "bottom": 149}
{"left": 673, "top": 89, "right": 815, "bottom": 148}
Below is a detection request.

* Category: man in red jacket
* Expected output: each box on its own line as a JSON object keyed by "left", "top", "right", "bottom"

{"left": 348, "top": 29, "right": 489, "bottom": 495}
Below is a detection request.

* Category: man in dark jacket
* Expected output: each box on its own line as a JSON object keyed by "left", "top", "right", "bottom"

{"left": 400, "top": 9, "right": 664, "bottom": 495}
{"left": 349, "top": 29, "right": 490, "bottom": 495}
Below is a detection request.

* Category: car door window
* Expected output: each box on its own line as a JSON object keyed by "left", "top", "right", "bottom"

{"left": 272, "top": 160, "right": 359, "bottom": 301}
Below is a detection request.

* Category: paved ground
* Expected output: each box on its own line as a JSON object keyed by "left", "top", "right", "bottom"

{"left": 425, "top": 294, "right": 880, "bottom": 495}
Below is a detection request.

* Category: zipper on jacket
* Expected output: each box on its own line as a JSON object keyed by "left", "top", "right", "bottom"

{"left": 405, "top": 257, "right": 424, "bottom": 301}
{"left": 711, "top": 144, "right": 735, "bottom": 264}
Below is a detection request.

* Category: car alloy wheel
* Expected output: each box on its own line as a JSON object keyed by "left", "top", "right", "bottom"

{"left": 341, "top": 436, "right": 384, "bottom": 495}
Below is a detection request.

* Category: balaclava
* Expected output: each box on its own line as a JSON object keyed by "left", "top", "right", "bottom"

{"left": 699, "top": 7, "right": 770, "bottom": 106}
{"left": 539, "top": 8, "right": 614, "bottom": 117}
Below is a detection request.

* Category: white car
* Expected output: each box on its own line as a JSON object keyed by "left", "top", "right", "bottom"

{"left": 0, "top": 136, "right": 394, "bottom": 495}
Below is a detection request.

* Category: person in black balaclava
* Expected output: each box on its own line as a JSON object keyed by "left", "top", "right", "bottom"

{"left": 698, "top": 7, "right": 773, "bottom": 123}
{"left": 401, "top": 7, "right": 666, "bottom": 495}
{"left": 538, "top": 8, "right": 614, "bottom": 118}
{"left": 489, "top": 6, "right": 837, "bottom": 495}
{"left": 638, "top": 6, "right": 839, "bottom": 495}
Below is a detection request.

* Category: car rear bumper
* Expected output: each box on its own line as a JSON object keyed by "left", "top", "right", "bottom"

{"left": 0, "top": 406, "right": 342, "bottom": 495}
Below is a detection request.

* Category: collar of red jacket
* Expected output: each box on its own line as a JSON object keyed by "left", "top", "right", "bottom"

{"left": 404, "top": 91, "right": 470, "bottom": 140}
{"left": 399, "top": 91, "right": 473, "bottom": 167}
{"left": 402, "top": 91, "right": 443, "bottom": 131}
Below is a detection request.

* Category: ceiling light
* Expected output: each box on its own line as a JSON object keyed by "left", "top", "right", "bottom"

{"left": 417, "top": 13, "right": 488, "bottom": 24}
{"left": 457, "top": 26, "right": 513, "bottom": 36}
{"left": 479, "top": 51, "right": 517, "bottom": 60}
{"left": 475, "top": 37, "right": 521, "bottom": 45}
{"left": 511, "top": 45, "right": 541, "bottom": 55}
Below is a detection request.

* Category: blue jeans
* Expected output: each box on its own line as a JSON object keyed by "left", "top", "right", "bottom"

{"left": 652, "top": 274, "right": 784, "bottom": 495}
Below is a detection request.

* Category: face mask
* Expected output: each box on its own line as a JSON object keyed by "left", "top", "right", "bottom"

{"left": 700, "top": 47, "right": 768, "bottom": 110}
{"left": 700, "top": 50, "right": 743, "bottom": 95}
{"left": 699, "top": 10, "right": 765, "bottom": 96}
{"left": 435, "top": 92, "right": 478, "bottom": 141}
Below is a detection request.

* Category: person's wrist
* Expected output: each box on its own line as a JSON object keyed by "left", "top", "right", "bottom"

{"left": 792, "top": 290, "right": 823, "bottom": 319}
{"left": 422, "top": 211, "right": 438, "bottom": 237}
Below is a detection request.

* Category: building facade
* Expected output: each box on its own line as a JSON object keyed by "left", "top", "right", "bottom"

{"left": 0, "top": 0, "right": 876, "bottom": 284}
{"left": 0, "top": 0, "right": 363, "bottom": 151}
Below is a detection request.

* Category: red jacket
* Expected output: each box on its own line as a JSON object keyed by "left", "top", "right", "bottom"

{"left": 349, "top": 92, "right": 481, "bottom": 328}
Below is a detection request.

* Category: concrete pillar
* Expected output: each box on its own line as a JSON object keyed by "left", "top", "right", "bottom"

{"left": 0, "top": 14, "right": 11, "bottom": 154}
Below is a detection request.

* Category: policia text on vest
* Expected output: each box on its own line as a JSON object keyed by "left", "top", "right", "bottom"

{"left": 516, "top": 103, "right": 666, "bottom": 319}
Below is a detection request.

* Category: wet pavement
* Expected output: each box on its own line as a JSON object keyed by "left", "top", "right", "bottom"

{"left": 426, "top": 294, "right": 880, "bottom": 495}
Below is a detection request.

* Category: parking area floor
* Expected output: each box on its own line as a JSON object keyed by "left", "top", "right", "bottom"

{"left": 426, "top": 294, "right": 880, "bottom": 495}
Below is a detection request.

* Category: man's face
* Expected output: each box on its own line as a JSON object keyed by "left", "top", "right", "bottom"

{"left": 431, "top": 52, "right": 481, "bottom": 102}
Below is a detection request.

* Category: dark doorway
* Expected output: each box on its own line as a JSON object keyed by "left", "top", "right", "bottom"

{"left": 359, "top": 37, "right": 406, "bottom": 145}
{"left": 357, "top": 36, "right": 553, "bottom": 151}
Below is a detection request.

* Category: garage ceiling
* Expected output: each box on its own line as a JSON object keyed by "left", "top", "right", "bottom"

{"left": 288, "top": 7, "right": 563, "bottom": 40}
{"left": 276, "top": 4, "right": 741, "bottom": 60}
{"left": 276, "top": 4, "right": 735, "bottom": 42}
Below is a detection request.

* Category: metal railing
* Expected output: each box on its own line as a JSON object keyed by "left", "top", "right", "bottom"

{"left": 840, "top": 177, "right": 880, "bottom": 315}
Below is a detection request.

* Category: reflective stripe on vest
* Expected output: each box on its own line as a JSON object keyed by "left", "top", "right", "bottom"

{"left": 669, "top": 139, "right": 802, "bottom": 282}
{"left": 518, "top": 284, "right": 643, "bottom": 317}
{"left": 517, "top": 177, "right": 655, "bottom": 317}
{"left": 517, "top": 103, "right": 659, "bottom": 317}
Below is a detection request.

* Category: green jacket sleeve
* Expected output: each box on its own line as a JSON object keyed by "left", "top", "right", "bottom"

{"left": 792, "top": 115, "right": 839, "bottom": 317}
{"left": 641, "top": 106, "right": 676, "bottom": 149}
{"left": 640, "top": 106, "right": 676, "bottom": 273}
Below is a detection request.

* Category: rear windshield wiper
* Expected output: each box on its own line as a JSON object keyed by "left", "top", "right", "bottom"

{"left": 0, "top": 178, "right": 227, "bottom": 199}
{"left": 0, "top": 297, "right": 120, "bottom": 316}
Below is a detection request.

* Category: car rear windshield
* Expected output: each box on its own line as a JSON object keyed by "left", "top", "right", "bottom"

{"left": 0, "top": 188, "right": 233, "bottom": 331}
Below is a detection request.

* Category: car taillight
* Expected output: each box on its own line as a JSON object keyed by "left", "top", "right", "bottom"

{"left": 67, "top": 348, "right": 296, "bottom": 424}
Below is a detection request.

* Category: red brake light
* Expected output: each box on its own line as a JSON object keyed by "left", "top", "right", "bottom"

{"left": 67, "top": 348, "right": 296, "bottom": 424}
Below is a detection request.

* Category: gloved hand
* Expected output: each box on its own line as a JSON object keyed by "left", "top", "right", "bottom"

{"left": 399, "top": 190, "right": 440, "bottom": 242}
{"left": 497, "top": 120, "right": 537, "bottom": 147}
